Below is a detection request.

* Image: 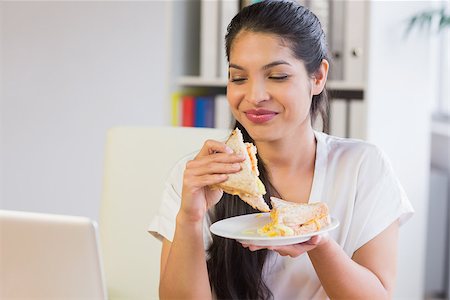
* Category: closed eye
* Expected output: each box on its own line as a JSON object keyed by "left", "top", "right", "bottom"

{"left": 230, "top": 77, "right": 247, "bottom": 83}
{"left": 269, "top": 75, "right": 289, "bottom": 81}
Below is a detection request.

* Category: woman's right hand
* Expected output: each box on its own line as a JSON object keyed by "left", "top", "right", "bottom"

{"left": 179, "top": 139, "right": 245, "bottom": 223}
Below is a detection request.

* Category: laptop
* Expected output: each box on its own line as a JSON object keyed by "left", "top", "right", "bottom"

{"left": 0, "top": 210, "right": 108, "bottom": 300}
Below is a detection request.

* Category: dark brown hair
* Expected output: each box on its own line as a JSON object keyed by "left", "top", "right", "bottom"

{"left": 225, "top": 0, "right": 330, "bottom": 132}
{"left": 207, "top": 1, "right": 330, "bottom": 299}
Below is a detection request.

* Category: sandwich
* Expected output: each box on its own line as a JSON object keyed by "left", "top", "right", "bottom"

{"left": 258, "top": 197, "right": 330, "bottom": 237}
{"left": 211, "top": 128, "right": 270, "bottom": 212}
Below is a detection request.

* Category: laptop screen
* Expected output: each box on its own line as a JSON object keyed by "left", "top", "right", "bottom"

{"left": 0, "top": 210, "right": 107, "bottom": 300}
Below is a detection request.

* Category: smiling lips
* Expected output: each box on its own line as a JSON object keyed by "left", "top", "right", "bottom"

{"left": 245, "top": 109, "right": 278, "bottom": 124}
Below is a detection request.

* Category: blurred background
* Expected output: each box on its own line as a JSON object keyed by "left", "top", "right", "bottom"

{"left": 0, "top": 0, "right": 448, "bottom": 299}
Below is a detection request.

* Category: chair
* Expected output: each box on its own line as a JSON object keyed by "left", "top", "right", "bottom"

{"left": 99, "top": 126, "right": 230, "bottom": 300}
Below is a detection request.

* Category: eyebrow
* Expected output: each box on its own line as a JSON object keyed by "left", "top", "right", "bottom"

{"left": 229, "top": 60, "right": 292, "bottom": 71}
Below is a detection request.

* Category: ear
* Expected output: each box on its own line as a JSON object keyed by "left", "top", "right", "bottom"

{"left": 311, "top": 59, "right": 329, "bottom": 96}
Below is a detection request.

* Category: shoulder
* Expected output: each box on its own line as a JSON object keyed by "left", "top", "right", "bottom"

{"left": 315, "top": 131, "right": 393, "bottom": 176}
{"left": 316, "top": 131, "right": 384, "bottom": 160}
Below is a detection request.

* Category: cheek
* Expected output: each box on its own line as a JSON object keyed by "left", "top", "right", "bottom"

{"left": 226, "top": 86, "right": 241, "bottom": 109}
{"left": 278, "top": 85, "right": 312, "bottom": 116}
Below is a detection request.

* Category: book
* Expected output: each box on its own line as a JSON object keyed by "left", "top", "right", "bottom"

{"left": 182, "top": 95, "right": 196, "bottom": 127}
{"left": 195, "top": 96, "right": 215, "bottom": 128}
{"left": 200, "top": 0, "right": 220, "bottom": 78}
{"left": 214, "top": 94, "right": 233, "bottom": 129}
{"left": 171, "top": 92, "right": 182, "bottom": 126}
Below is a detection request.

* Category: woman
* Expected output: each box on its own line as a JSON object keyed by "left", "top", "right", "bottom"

{"left": 149, "top": 1, "right": 413, "bottom": 299}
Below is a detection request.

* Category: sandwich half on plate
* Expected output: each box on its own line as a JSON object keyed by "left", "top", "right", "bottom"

{"left": 210, "top": 128, "right": 270, "bottom": 212}
{"left": 258, "top": 197, "right": 330, "bottom": 237}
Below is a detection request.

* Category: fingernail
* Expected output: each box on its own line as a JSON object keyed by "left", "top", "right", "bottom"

{"left": 225, "top": 146, "right": 233, "bottom": 154}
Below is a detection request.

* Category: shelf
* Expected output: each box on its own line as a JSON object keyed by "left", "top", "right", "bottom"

{"left": 178, "top": 76, "right": 227, "bottom": 87}
{"left": 178, "top": 76, "right": 365, "bottom": 91}
{"left": 327, "top": 80, "right": 365, "bottom": 91}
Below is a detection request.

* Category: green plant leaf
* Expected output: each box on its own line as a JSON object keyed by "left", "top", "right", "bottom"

{"left": 406, "top": 7, "right": 450, "bottom": 37}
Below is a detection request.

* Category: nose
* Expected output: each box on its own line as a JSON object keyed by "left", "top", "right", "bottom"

{"left": 246, "top": 78, "right": 269, "bottom": 104}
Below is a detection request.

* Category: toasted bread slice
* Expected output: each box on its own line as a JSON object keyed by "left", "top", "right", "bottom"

{"left": 258, "top": 197, "right": 330, "bottom": 236}
{"left": 211, "top": 128, "right": 269, "bottom": 212}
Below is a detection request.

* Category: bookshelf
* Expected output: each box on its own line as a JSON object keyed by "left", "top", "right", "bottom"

{"left": 179, "top": 75, "right": 365, "bottom": 92}
{"left": 178, "top": 76, "right": 227, "bottom": 88}
{"left": 169, "top": 0, "right": 368, "bottom": 138}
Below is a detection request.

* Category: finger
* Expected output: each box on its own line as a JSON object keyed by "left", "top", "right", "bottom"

{"left": 193, "top": 174, "right": 229, "bottom": 188}
{"left": 186, "top": 153, "right": 244, "bottom": 177}
{"left": 248, "top": 245, "right": 263, "bottom": 251}
{"left": 277, "top": 251, "right": 290, "bottom": 257}
{"left": 271, "top": 245, "right": 306, "bottom": 257}
{"left": 271, "top": 245, "right": 291, "bottom": 253}
{"left": 191, "top": 161, "right": 242, "bottom": 177}
{"left": 269, "top": 246, "right": 291, "bottom": 256}
{"left": 197, "top": 140, "right": 233, "bottom": 157}
{"left": 240, "top": 243, "right": 265, "bottom": 252}
{"left": 306, "top": 235, "right": 321, "bottom": 245}
{"left": 189, "top": 152, "right": 245, "bottom": 168}
{"left": 205, "top": 152, "right": 245, "bottom": 163}
{"left": 184, "top": 159, "right": 241, "bottom": 179}
{"left": 305, "top": 234, "right": 327, "bottom": 246}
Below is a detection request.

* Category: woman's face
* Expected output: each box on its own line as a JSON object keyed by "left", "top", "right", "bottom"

{"left": 227, "top": 31, "right": 316, "bottom": 142}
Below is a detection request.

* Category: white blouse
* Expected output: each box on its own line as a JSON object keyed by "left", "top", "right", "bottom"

{"left": 148, "top": 131, "right": 414, "bottom": 300}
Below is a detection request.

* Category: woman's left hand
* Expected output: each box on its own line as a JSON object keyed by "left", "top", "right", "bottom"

{"left": 240, "top": 234, "right": 329, "bottom": 257}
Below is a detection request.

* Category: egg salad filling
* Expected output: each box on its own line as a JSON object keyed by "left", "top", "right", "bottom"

{"left": 256, "top": 178, "right": 266, "bottom": 194}
{"left": 257, "top": 210, "right": 327, "bottom": 237}
{"left": 257, "top": 210, "right": 294, "bottom": 237}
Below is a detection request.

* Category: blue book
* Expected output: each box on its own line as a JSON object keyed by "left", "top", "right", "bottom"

{"left": 195, "top": 97, "right": 215, "bottom": 128}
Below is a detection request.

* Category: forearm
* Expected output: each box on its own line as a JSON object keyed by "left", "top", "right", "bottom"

{"left": 160, "top": 213, "right": 212, "bottom": 300}
{"left": 308, "top": 239, "right": 389, "bottom": 300}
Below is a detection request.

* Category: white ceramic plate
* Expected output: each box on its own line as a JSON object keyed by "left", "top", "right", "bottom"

{"left": 210, "top": 213, "right": 339, "bottom": 246}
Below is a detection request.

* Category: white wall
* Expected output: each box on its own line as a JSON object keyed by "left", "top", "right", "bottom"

{"left": 0, "top": 1, "right": 170, "bottom": 220}
{"left": 365, "top": 1, "right": 434, "bottom": 299}
{"left": 0, "top": 2, "right": 4, "bottom": 208}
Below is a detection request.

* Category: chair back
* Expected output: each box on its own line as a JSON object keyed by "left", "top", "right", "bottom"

{"left": 99, "top": 126, "right": 230, "bottom": 299}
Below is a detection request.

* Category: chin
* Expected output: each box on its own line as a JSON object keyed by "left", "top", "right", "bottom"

{"left": 244, "top": 125, "right": 279, "bottom": 142}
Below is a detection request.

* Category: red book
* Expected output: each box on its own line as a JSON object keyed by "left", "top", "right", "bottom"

{"left": 182, "top": 95, "right": 195, "bottom": 127}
